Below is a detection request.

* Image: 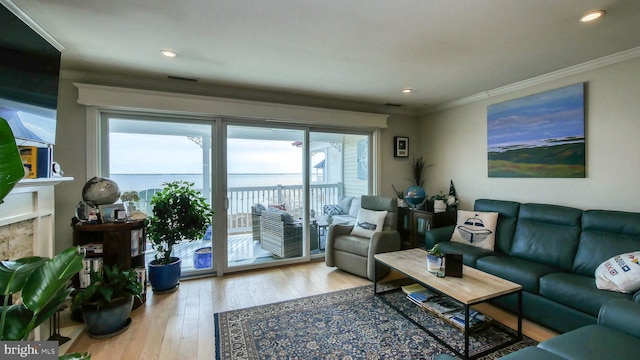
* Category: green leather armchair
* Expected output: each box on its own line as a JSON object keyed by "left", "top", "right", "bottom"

{"left": 325, "top": 195, "right": 401, "bottom": 281}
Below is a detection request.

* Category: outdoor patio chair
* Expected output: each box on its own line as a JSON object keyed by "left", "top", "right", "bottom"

{"left": 325, "top": 195, "right": 401, "bottom": 281}
{"left": 260, "top": 209, "right": 318, "bottom": 258}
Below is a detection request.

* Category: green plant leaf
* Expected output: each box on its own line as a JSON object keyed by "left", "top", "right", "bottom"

{"left": 21, "top": 247, "right": 84, "bottom": 314}
{"left": 0, "top": 257, "right": 47, "bottom": 295}
{"left": 1, "top": 304, "right": 34, "bottom": 340}
{"left": 0, "top": 117, "right": 25, "bottom": 204}
{"left": 59, "top": 352, "right": 91, "bottom": 360}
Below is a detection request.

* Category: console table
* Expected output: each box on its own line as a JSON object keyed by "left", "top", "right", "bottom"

{"left": 397, "top": 207, "right": 456, "bottom": 249}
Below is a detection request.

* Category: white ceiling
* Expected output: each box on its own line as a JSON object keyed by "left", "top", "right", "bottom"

{"left": 8, "top": 0, "right": 640, "bottom": 111}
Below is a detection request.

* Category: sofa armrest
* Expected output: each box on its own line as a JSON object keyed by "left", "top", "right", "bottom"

{"left": 368, "top": 230, "right": 401, "bottom": 280}
{"left": 633, "top": 290, "right": 640, "bottom": 303}
{"left": 598, "top": 299, "right": 640, "bottom": 338}
{"left": 324, "top": 224, "right": 355, "bottom": 266}
{"left": 424, "top": 225, "right": 455, "bottom": 249}
{"left": 370, "top": 230, "right": 402, "bottom": 255}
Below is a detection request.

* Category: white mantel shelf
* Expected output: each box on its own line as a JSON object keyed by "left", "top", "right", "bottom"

{"left": 15, "top": 177, "right": 74, "bottom": 187}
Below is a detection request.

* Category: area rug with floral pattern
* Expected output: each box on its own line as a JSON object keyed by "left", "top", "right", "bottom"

{"left": 214, "top": 283, "right": 536, "bottom": 359}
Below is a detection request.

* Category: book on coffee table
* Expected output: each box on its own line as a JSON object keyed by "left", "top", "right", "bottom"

{"left": 422, "top": 296, "right": 464, "bottom": 314}
{"left": 401, "top": 283, "right": 427, "bottom": 294}
{"left": 445, "top": 309, "right": 491, "bottom": 331}
{"left": 406, "top": 289, "right": 438, "bottom": 306}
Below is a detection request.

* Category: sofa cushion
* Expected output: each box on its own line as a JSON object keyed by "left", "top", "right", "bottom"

{"left": 436, "top": 241, "right": 500, "bottom": 267}
{"left": 573, "top": 210, "right": 640, "bottom": 276}
{"left": 323, "top": 204, "right": 343, "bottom": 216}
{"left": 350, "top": 208, "right": 387, "bottom": 238}
{"left": 539, "top": 272, "right": 632, "bottom": 317}
{"left": 595, "top": 252, "right": 640, "bottom": 293}
{"left": 263, "top": 207, "right": 294, "bottom": 224}
{"left": 338, "top": 196, "right": 354, "bottom": 214}
{"left": 348, "top": 197, "right": 361, "bottom": 218}
{"left": 475, "top": 199, "right": 520, "bottom": 254}
{"left": 476, "top": 255, "right": 559, "bottom": 293}
{"left": 538, "top": 324, "right": 640, "bottom": 360}
{"left": 499, "top": 346, "right": 565, "bottom": 360}
{"left": 451, "top": 210, "right": 498, "bottom": 250}
{"left": 510, "top": 203, "right": 582, "bottom": 271}
{"left": 333, "top": 234, "right": 370, "bottom": 257}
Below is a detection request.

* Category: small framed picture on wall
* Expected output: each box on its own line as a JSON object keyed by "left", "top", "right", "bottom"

{"left": 394, "top": 136, "right": 409, "bottom": 157}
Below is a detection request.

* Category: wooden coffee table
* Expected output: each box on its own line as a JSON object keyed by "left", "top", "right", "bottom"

{"left": 374, "top": 248, "right": 522, "bottom": 359}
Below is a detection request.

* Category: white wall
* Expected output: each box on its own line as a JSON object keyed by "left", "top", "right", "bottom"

{"left": 418, "top": 57, "right": 640, "bottom": 212}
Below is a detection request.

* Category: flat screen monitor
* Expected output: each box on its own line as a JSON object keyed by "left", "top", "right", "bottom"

{"left": 0, "top": 4, "right": 61, "bottom": 146}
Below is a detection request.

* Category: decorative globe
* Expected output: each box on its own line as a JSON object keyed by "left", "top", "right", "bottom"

{"left": 82, "top": 176, "right": 121, "bottom": 205}
{"left": 405, "top": 185, "right": 426, "bottom": 207}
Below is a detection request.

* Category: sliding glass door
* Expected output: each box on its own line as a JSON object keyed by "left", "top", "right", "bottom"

{"left": 225, "top": 124, "right": 307, "bottom": 269}
{"left": 104, "top": 114, "right": 215, "bottom": 278}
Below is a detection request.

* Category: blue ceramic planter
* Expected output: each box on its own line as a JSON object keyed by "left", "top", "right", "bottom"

{"left": 148, "top": 257, "right": 181, "bottom": 292}
{"left": 81, "top": 296, "right": 133, "bottom": 337}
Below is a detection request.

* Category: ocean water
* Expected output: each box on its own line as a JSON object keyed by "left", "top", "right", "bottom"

{"left": 110, "top": 173, "right": 303, "bottom": 192}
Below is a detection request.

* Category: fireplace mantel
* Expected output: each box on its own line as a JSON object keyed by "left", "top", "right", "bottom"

{"left": 0, "top": 177, "right": 73, "bottom": 259}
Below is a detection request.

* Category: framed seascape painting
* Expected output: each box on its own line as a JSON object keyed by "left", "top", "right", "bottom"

{"left": 487, "top": 83, "right": 586, "bottom": 178}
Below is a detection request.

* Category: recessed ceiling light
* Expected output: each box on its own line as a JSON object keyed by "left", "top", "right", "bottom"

{"left": 580, "top": 10, "right": 605, "bottom": 23}
{"left": 161, "top": 50, "right": 178, "bottom": 58}
{"left": 402, "top": 88, "right": 413, "bottom": 94}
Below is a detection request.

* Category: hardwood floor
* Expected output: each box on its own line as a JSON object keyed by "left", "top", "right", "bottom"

{"left": 65, "top": 261, "right": 556, "bottom": 360}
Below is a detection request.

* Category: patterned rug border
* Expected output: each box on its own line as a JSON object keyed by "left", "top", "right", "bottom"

{"left": 214, "top": 282, "right": 535, "bottom": 359}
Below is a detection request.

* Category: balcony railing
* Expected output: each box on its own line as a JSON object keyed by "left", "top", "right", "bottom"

{"left": 226, "top": 182, "right": 343, "bottom": 234}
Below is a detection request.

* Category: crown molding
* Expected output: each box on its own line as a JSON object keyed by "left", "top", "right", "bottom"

{"left": 0, "top": 0, "right": 64, "bottom": 51}
{"left": 425, "top": 46, "right": 640, "bottom": 115}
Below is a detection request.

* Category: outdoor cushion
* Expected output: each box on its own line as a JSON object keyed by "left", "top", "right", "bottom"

{"left": 451, "top": 210, "right": 498, "bottom": 250}
{"left": 476, "top": 255, "right": 559, "bottom": 293}
{"left": 348, "top": 197, "right": 361, "bottom": 218}
{"left": 539, "top": 272, "right": 632, "bottom": 317}
{"left": 323, "top": 204, "right": 343, "bottom": 215}
{"left": 263, "top": 208, "right": 294, "bottom": 224}
{"left": 338, "top": 196, "right": 354, "bottom": 214}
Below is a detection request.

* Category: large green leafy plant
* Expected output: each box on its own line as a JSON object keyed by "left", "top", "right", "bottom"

{"left": 146, "top": 181, "right": 213, "bottom": 265}
{"left": 0, "top": 117, "right": 25, "bottom": 204}
{"left": 71, "top": 264, "right": 142, "bottom": 311}
{"left": 0, "top": 247, "right": 83, "bottom": 340}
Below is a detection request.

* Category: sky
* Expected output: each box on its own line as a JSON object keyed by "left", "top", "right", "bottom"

{"left": 487, "top": 83, "right": 585, "bottom": 148}
{"left": 109, "top": 134, "right": 303, "bottom": 174}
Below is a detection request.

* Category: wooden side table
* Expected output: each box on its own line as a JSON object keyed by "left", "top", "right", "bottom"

{"left": 397, "top": 207, "right": 456, "bottom": 249}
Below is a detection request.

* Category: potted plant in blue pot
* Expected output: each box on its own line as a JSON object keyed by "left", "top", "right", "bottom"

{"left": 146, "top": 181, "right": 213, "bottom": 292}
{"left": 71, "top": 264, "right": 143, "bottom": 338}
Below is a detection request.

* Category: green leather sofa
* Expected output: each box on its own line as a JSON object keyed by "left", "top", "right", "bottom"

{"left": 425, "top": 199, "right": 640, "bottom": 333}
{"left": 500, "top": 299, "right": 640, "bottom": 360}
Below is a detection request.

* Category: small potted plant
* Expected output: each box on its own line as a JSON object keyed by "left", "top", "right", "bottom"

{"left": 120, "top": 191, "right": 140, "bottom": 214}
{"left": 426, "top": 244, "right": 444, "bottom": 273}
{"left": 392, "top": 184, "right": 406, "bottom": 207}
{"left": 430, "top": 192, "right": 448, "bottom": 213}
{"left": 146, "top": 181, "right": 213, "bottom": 292}
{"left": 71, "top": 264, "right": 143, "bottom": 338}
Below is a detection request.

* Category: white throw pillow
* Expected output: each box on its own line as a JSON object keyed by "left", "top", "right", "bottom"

{"left": 595, "top": 252, "right": 640, "bottom": 293}
{"left": 350, "top": 208, "right": 387, "bottom": 238}
{"left": 451, "top": 210, "right": 498, "bottom": 250}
